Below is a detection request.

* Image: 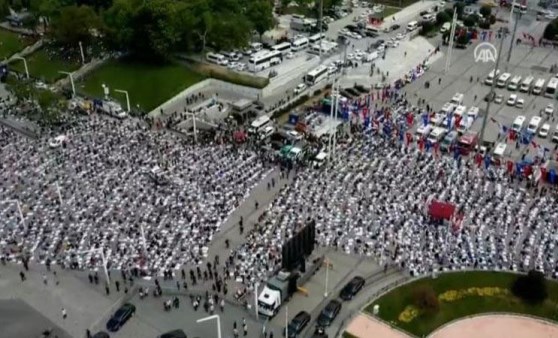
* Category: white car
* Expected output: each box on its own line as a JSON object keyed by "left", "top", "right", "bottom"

{"left": 507, "top": 94, "right": 517, "bottom": 106}
{"left": 49, "top": 135, "right": 68, "bottom": 148}
{"left": 285, "top": 52, "right": 294, "bottom": 59}
{"left": 352, "top": 32, "right": 363, "bottom": 39}
{"left": 515, "top": 97, "right": 524, "bottom": 108}
{"left": 377, "top": 44, "right": 385, "bottom": 52}
{"left": 236, "top": 63, "right": 246, "bottom": 71}
{"left": 545, "top": 104, "right": 555, "bottom": 115}
{"left": 395, "top": 33, "right": 405, "bottom": 40}
{"left": 294, "top": 83, "right": 307, "bottom": 94}
{"left": 347, "top": 53, "right": 355, "bottom": 60}
{"left": 494, "top": 94, "right": 503, "bottom": 104}
{"left": 539, "top": 123, "right": 551, "bottom": 138}
{"left": 228, "top": 62, "right": 239, "bottom": 69}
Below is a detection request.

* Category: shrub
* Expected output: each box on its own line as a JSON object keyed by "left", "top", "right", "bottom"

{"left": 412, "top": 285, "right": 439, "bottom": 314}
{"left": 512, "top": 270, "right": 548, "bottom": 304}
{"left": 436, "top": 11, "right": 451, "bottom": 25}
{"left": 544, "top": 18, "right": 558, "bottom": 41}
{"left": 480, "top": 5, "right": 492, "bottom": 18}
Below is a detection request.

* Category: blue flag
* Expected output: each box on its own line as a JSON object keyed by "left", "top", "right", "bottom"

{"left": 422, "top": 113, "right": 428, "bottom": 127}
{"left": 484, "top": 155, "right": 491, "bottom": 169}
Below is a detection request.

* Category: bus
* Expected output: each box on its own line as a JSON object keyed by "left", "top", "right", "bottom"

{"left": 305, "top": 65, "right": 329, "bottom": 85}
{"left": 248, "top": 50, "right": 282, "bottom": 72}
{"left": 271, "top": 42, "right": 291, "bottom": 55}
{"left": 519, "top": 76, "right": 534, "bottom": 92}
{"left": 248, "top": 115, "right": 272, "bottom": 134}
{"left": 533, "top": 78, "right": 546, "bottom": 95}
{"left": 545, "top": 77, "right": 558, "bottom": 98}
{"left": 406, "top": 20, "right": 419, "bottom": 31}
{"left": 291, "top": 37, "right": 309, "bottom": 52}
{"left": 206, "top": 52, "right": 228, "bottom": 66}
{"left": 308, "top": 33, "right": 325, "bottom": 44}
{"left": 496, "top": 73, "right": 511, "bottom": 88}
{"left": 485, "top": 69, "right": 500, "bottom": 85}
{"left": 507, "top": 75, "right": 521, "bottom": 91}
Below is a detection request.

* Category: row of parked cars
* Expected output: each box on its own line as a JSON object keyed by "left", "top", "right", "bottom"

{"left": 285, "top": 276, "right": 365, "bottom": 337}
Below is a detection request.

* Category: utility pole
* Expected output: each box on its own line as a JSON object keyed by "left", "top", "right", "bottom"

{"left": 506, "top": 9, "right": 522, "bottom": 64}
{"left": 479, "top": 27, "right": 506, "bottom": 146}
{"left": 445, "top": 8, "right": 458, "bottom": 73}
{"left": 328, "top": 80, "right": 336, "bottom": 164}
{"left": 319, "top": 0, "right": 323, "bottom": 59}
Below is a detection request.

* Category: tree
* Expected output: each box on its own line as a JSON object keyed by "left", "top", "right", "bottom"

{"left": 463, "top": 14, "right": 477, "bottom": 28}
{"left": 479, "top": 5, "right": 492, "bottom": 18}
{"left": 436, "top": 11, "right": 451, "bottom": 25}
{"left": 0, "top": 0, "right": 9, "bottom": 18}
{"left": 246, "top": 0, "right": 274, "bottom": 40}
{"left": 103, "top": 0, "right": 141, "bottom": 51}
{"left": 512, "top": 270, "right": 548, "bottom": 304}
{"left": 51, "top": 5, "right": 103, "bottom": 46}
{"left": 412, "top": 285, "right": 439, "bottom": 315}
{"left": 454, "top": 2, "right": 465, "bottom": 19}
{"left": 544, "top": 18, "right": 558, "bottom": 41}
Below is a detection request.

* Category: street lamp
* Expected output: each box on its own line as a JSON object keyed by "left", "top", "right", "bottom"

{"left": 196, "top": 314, "right": 221, "bottom": 338}
{"left": 324, "top": 257, "right": 330, "bottom": 298}
{"left": 55, "top": 182, "right": 63, "bottom": 205}
{"left": 114, "top": 89, "right": 130, "bottom": 113}
{"left": 78, "top": 41, "right": 85, "bottom": 65}
{"left": 14, "top": 56, "right": 29, "bottom": 79}
{"left": 78, "top": 248, "right": 110, "bottom": 284}
{"left": 186, "top": 112, "right": 198, "bottom": 143}
{"left": 58, "top": 71, "right": 75, "bottom": 97}
{"left": 101, "top": 83, "right": 110, "bottom": 100}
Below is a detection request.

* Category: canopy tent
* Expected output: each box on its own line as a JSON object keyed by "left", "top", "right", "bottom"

{"left": 428, "top": 201, "right": 456, "bottom": 220}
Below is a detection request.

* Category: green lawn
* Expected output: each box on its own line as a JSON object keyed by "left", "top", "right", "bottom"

{"left": 80, "top": 59, "right": 206, "bottom": 112}
{"left": 10, "top": 49, "right": 81, "bottom": 83}
{"left": 0, "top": 30, "right": 27, "bottom": 59}
{"left": 368, "top": 271, "right": 558, "bottom": 337}
{"left": 382, "top": 6, "right": 402, "bottom": 18}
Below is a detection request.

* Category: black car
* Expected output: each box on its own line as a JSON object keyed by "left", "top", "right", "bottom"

{"left": 106, "top": 303, "right": 136, "bottom": 332}
{"left": 390, "top": 24, "right": 400, "bottom": 31}
{"left": 484, "top": 92, "right": 495, "bottom": 102}
{"left": 340, "top": 276, "right": 365, "bottom": 301}
{"left": 286, "top": 311, "right": 311, "bottom": 337}
{"left": 92, "top": 332, "right": 110, "bottom": 338}
{"left": 316, "top": 300, "right": 342, "bottom": 327}
{"left": 158, "top": 329, "right": 187, "bottom": 338}
{"left": 371, "top": 39, "right": 385, "bottom": 48}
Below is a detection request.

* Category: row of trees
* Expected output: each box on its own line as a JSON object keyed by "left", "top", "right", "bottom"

{"left": 2, "top": 0, "right": 276, "bottom": 60}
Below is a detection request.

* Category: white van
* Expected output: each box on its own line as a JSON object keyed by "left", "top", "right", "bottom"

{"left": 507, "top": 75, "right": 521, "bottom": 91}
{"left": 416, "top": 124, "right": 432, "bottom": 138}
{"left": 450, "top": 93, "right": 464, "bottom": 105}
{"left": 206, "top": 52, "right": 228, "bottom": 66}
{"left": 533, "top": 78, "right": 546, "bottom": 95}
{"left": 440, "top": 22, "right": 451, "bottom": 33}
{"left": 552, "top": 125, "right": 558, "bottom": 143}
{"left": 492, "top": 142, "right": 507, "bottom": 164}
{"left": 496, "top": 73, "right": 511, "bottom": 88}
{"left": 454, "top": 105, "right": 467, "bottom": 118}
{"left": 440, "top": 102, "right": 456, "bottom": 114}
{"left": 520, "top": 76, "right": 534, "bottom": 92}
{"left": 406, "top": 20, "right": 419, "bottom": 31}
{"left": 527, "top": 116, "right": 542, "bottom": 134}
{"left": 249, "top": 115, "right": 271, "bottom": 134}
{"left": 485, "top": 69, "right": 500, "bottom": 85}
{"left": 250, "top": 42, "right": 263, "bottom": 51}
{"left": 427, "top": 127, "right": 447, "bottom": 144}
{"left": 422, "top": 13, "right": 435, "bottom": 22}
{"left": 512, "top": 115, "right": 526, "bottom": 133}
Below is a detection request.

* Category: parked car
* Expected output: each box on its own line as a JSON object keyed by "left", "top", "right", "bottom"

{"left": 539, "top": 123, "right": 551, "bottom": 138}
{"left": 506, "top": 94, "right": 517, "bottom": 106}
{"left": 494, "top": 94, "right": 503, "bottom": 104}
{"left": 545, "top": 103, "right": 555, "bottom": 115}
{"left": 515, "top": 97, "right": 524, "bottom": 108}
{"left": 286, "top": 311, "right": 311, "bottom": 337}
{"left": 92, "top": 332, "right": 110, "bottom": 338}
{"left": 157, "top": 329, "right": 187, "bottom": 338}
{"left": 316, "top": 299, "right": 342, "bottom": 327}
{"left": 106, "top": 303, "right": 136, "bottom": 332}
{"left": 294, "top": 83, "right": 307, "bottom": 94}
{"left": 395, "top": 32, "right": 405, "bottom": 40}
{"left": 340, "top": 276, "right": 365, "bottom": 300}
{"left": 286, "top": 52, "right": 295, "bottom": 59}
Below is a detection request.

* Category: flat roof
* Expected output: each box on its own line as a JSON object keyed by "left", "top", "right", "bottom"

{"left": 232, "top": 99, "right": 252, "bottom": 110}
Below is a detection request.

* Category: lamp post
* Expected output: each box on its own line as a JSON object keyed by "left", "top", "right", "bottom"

{"left": 479, "top": 27, "right": 506, "bottom": 146}
{"left": 506, "top": 7, "right": 522, "bottom": 64}
{"left": 78, "top": 41, "right": 85, "bottom": 64}
{"left": 58, "top": 71, "right": 75, "bottom": 97}
{"left": 55, "top": 182, "right": 63, "bottom": 205}
{"left": 79, "top": 248, "right": 110, "bottom": 284}
{"left": 14, "top": 56, "right": 29, "bottom": 79}
{"left": 186, "top": 112, "right": 198, "bottom": 143}
{"left": 445, "top": 8, "right": 458, "bottom": 73}
{"left": 254, "top": 282, "right": 260, "bottom": 320}
{"left": 285, "top": 305, "right": 289, "bottom": 338}
{"left": 114, "top": 89, "right": 130, "bottom": 113}
{"left": 324, "top": 257, "right": 329, "bottom": 298}
{"left": 101, "top": 83, "right": 110, "bottom": 100}
{"left": 327, "top": 81, "right": 337, "bottom": 164}
{"left": 196, "top": 314, "right": 221, "bottom": 338}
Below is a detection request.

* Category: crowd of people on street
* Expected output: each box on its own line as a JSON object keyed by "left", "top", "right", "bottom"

{"left": 0, "top": 115, "right": 270, "bottom": 274}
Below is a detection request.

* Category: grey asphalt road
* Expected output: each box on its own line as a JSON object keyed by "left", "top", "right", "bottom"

{"left": 0, "top": 299, "right": 73, "bottom": 338}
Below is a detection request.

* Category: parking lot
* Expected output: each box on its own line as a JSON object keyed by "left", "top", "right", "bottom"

{"left": 403, "top": 31, "right": 558, "bottom": 163}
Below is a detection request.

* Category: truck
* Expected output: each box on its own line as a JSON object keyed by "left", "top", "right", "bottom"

{"left": 257, "top": 271, "right": 299, "bottom": 317}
